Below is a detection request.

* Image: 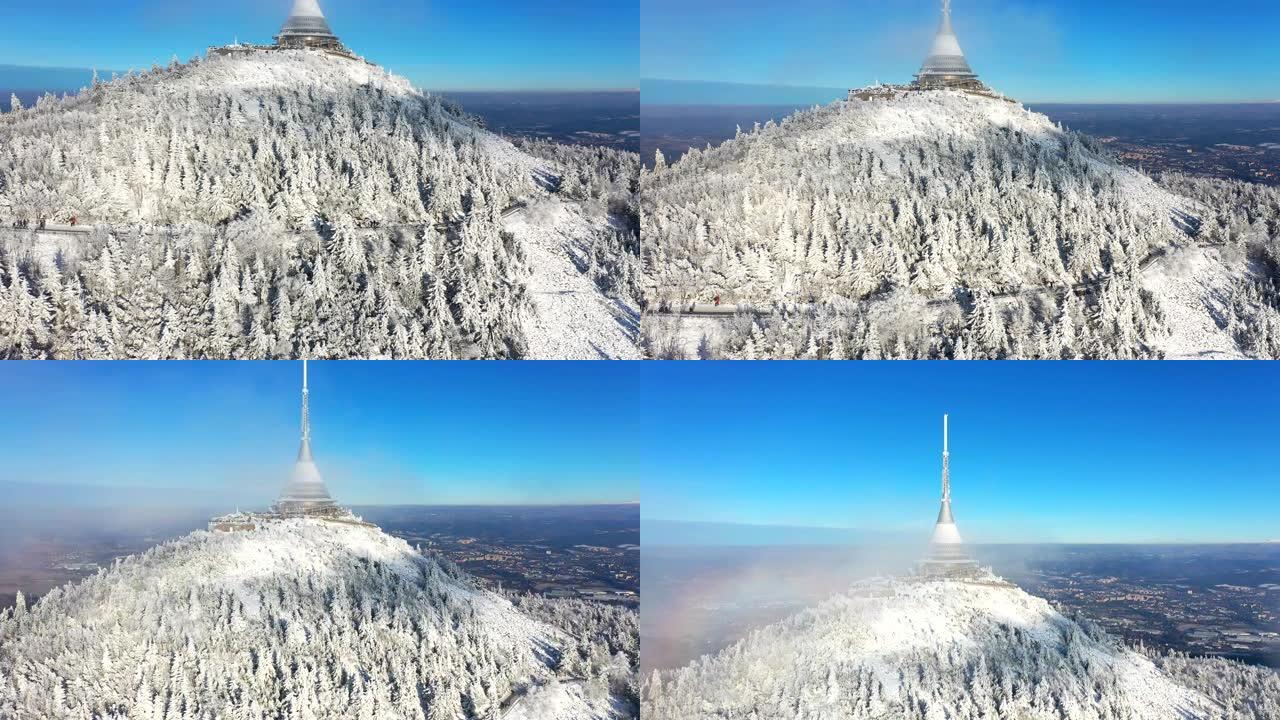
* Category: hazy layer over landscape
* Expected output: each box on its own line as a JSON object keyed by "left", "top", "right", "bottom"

{"left": 642, "top": 543, "right": 1280, "bottom": 673}
{"left": 0, "top": 500, "right": 639, "bottom": 612}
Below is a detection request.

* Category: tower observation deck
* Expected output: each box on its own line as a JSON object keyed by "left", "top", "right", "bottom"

{"left": 917, "top": 415, "right": 982, "bottom": 578}
{"left": 848, "top": 0, "right": 1001, "bottom": 102}
{"left": 913, "top": 0, "right": 987, "bottom": 91}
{"left": 276, "top": 0, "right": 345, "bottom": 51}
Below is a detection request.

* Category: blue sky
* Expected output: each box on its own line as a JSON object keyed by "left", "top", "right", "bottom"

{"left": 0, "top": 362, "right": 639, "bottom": 508}
{"left": 0, "top": 0, "right": 637, "bottom": 91}
{"left": 642, "top": 0, "right": 1280, "bottom": 103}
{"left": 638, "top": 362, "right": 1280, "bottom": 544}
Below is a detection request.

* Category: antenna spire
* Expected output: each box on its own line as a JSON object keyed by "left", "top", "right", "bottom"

{"left": 920, "top": 413, "right": 979, "bottom": 577}
{"left": 941, "top": 414, "right": 951, "bottom": 503}
{"left": 276, "top": 358, "right": 338, "bottom": 516}
{"left": 301, "top": 360, "right": 310, "bottom": 446}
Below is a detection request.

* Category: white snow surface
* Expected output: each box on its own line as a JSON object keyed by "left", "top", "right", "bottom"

{"left": 503, "top": 680, "right": 620, "bottom": 720}
{"left": 644, "top": 575, "right": 1218, "bottom": 720}
{"left": 1142, "top": 243, "right": 1248, "bottom": 359}
{"left": 164, "top": 51, "right": 539, "bottom": 179}
{"left": 504, "top": 198, "right": 642, "bottom": 360}
{"left": 0, "top": 49, "right": 641, "bottom": 360}
{"left": 0, "top": 519, "right": 624, "bottom": 719}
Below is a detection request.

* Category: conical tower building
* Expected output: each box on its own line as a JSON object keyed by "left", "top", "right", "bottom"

{"left": 918, "top": 415, "right": 981, "bottom": 577}
{"left": 914, "top": 0, "right": 986, "bottom": 91}
{"left": 276, "top": 0, "right": 345, "bottom": 51}
{"left": 274, "top": 361, "right": 341, "bottom": 516}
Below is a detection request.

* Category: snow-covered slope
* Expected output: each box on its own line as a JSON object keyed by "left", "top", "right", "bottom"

{"left": 503, "top": 198, "right": 642, "bottom": 360}
{"left": 0, "top": 50, "right": 640, "bottom": 359}
{"left": 502, "top": 679, "right": 622, "bottom": 720}
{"left": 0, "top": 518, "right": 636, "bottom": 719}
{"left": 1141, "top": 242, "right": 1247, "bottom": 359}
{"left": 1, "top": 50, "right": 536, "bottom": 227}
{"left": 645, "top": 91, "right": 1190, "bottom": 301}
{"left": 642, "top": 574, "right": 1232, "bottom": 720}
{"left": 640, "top": 90, "right": 1280, "bottom": 360}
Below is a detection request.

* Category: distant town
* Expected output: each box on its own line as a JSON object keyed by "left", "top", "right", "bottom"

{"left": 993, "top": 545, "right": 1280, "bottom": 668}
{"left": 361, "top": 505, "right": 640, "bottom": 607}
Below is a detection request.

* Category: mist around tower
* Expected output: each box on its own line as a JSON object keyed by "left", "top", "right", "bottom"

{"left": 207, "top": 360, "right": 371, "bottom": 532}
{"left": 637, "top": 363, "right": 1280, "bottom": 719}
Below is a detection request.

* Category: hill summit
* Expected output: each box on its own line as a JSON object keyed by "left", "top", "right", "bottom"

{"left": 0, "top": 49, "right": 641, "bottom": 360}
{"left": 641, "top": 572, "right": 1279, "bottom": 719}
{"left": 0, "top": 517, "right": 637, "bottom": 719}
{"left": 642, "top": 90, "right": 1280, "bottom": 360}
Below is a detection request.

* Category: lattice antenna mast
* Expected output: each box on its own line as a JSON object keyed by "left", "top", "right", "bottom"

{"left": 301, "top": 360, "right": 310, "bottom": 445}
{"left": 941, "top": 414, "right": 951, "bottom": 504}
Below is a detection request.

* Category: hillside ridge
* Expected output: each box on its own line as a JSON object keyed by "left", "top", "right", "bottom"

{"left": 641, "top": 91, "right": 1280, "bottom": 359}
{"left": 641, "top": 573, "right": 1280, "bottom": 720}
{"left": 0, "top": 49, "right": 642, "bottom": 360}
{"left": 0, "top": 518, "right": 638, "bottom": 719}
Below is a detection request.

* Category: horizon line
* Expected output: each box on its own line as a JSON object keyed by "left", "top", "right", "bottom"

{"left": 643, "top": 540, "right": 1279, "bottom": 547}
{"left": 640, "top": 77, "right": 1280, "bottom": 106}
{"left": 0, "top": 62, "right": 637, "bottom": 96}
{"left": 643, "top": 518, "right": 1273, "bottom": 545}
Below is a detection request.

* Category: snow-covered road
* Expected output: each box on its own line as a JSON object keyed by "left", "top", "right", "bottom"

{"left": 504, "top": 199, "right": 642, "bottom": 360}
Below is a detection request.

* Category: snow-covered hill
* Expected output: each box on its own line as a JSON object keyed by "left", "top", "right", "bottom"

{"left": 0, "top": 50, "right": 641, "bottom": 359}
{"left": 642, "top": 574, "right": 1277, "bottom": 720}
{"left": 641, "top": 90, "right": 1280, "bottom": 359}
{"left": 0, "top": 518, "right": 637, "bottom": 719}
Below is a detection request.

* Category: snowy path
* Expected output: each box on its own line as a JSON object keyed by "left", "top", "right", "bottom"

{"left": 1142, "top": 243, "right": 1246, "bottom": 359}
{"left": 501, "top": 681, "right": 620, "bottom": 720}
{"left": 504, "top": 199, "right": 642, "bottom": 360}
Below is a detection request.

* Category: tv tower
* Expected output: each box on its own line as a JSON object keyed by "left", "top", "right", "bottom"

{"left": 274, "top": 360, "right": 339, "bottom": 516}
{"left": 300, "top": 359, "right": 311, "bottom": 460}
{"left": 920, "top": 414, "right": 980, "bottom": 577}
{"left": 914, "top": 0, "right": 986, "bottom": 91}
